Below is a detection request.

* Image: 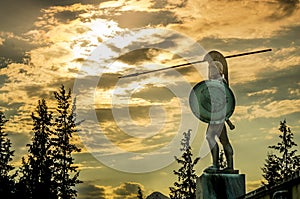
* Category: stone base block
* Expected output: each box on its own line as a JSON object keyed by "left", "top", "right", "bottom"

{"left": 196, "top": 173, "right": 245, "bottom": 199}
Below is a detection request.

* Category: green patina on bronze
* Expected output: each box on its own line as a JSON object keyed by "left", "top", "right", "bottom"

{"left": 189, "top": 80, "right": 235, "bottom": 124}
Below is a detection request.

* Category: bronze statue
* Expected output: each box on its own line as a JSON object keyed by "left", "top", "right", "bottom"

{"left": 188, "top": 51, "right": 237, "bottom": 173}
{"left": 203, "top": 60, "right": 235, "bottom": 173}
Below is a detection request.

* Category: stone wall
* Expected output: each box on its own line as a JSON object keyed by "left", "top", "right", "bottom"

{"left": 242, "top": 171, "right": 300, "bottom": 199}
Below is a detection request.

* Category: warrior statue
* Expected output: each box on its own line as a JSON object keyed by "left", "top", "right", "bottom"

{"left": 189, "top": 51, "right": 237, "bottom": 174}
{"left": 204, "top": 59, "right": 234, "bottom": 173}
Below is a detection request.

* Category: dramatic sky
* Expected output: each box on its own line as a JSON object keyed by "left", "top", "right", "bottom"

{"left": 1, "top": 0, "right": 300, "bottom": 198}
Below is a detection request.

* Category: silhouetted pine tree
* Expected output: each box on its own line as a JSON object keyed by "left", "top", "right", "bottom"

{"left": 262, "top": 120, "right": 300, "bottom": 186}
{"left": 169, "top": 129, "right": 200, "bottom": 199}
{"left": 17, "top": 99, "right": 56, "bottom": 199}
{"left": 262, "top": 153, "right": 281, "bottom": 186}
{"left": 52, "top": 85, "right": 81, "bottom": 198}
{"left": 0, "top": 112, "right": 15, "bottom": 198}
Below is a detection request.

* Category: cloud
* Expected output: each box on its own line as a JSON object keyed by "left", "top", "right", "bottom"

{"left": 232, "top": 62, "right": 300, "bottom": 105}
{"left": 150, "top": 0, "right": 169, "bottom": 9}
{"left": 0, "top": 3, "right": 103, "bottom": 70}
{"left": 198, "top": 37, "right": 268, "bottom": 54}
{"left": 0, "top": 0, "right": 111, "bottom": 32}
{"left": 0, "top": 74, "right": 8, "bottom": 87}
{"left": 54, "top": 10, "right": 85, "bottom": 23}
{"left": 231, "top": 57, "right": 300, "bottom": 122}
{"left": 269, "top": 0, "right": 300, "bottom": 19}
{"left": 132, "top": 84, "right": 176, "bottom": 103}
{"left": 150, "top": 0, "right": 188, "bottom": 9}
{"left": 195, "top": 25, "right": 300, "bottom": 86}
{"left": 109, "top": 10, "right": 182, "bottom": 28}
{"left": 94, "top": 103, "right": 180, "bottom": 153}
{"left": 198, "top": 24, "right": 300, "bottom": 57}
{"left": 8, "top": 130, "right": 32, "bottom": 166}
{"left": 0, "top": 1, "right": 43, "bottom": 33}
{"left": 235, "top": 99, "right": 300, "bottom": 120}
{"left": 77, "top": 182, "right": 144, "bottom": 199}
{"left": 247, "top": 88, "right": 277, "bottom": 97}
{"left": 0, "top": 1, "right": 299, "bottom": 198}
{"left": 77, "top": 182, "right": 106, "bottom": 199}
{"left": 0, "top": 58, "right": 12, "bottom": 69}
{"left": 113, "top": 182, "right": 142, "bottom": 199}
{"left": 0, "top": 35, "right": 35, "bottom": 65}
{"left": 118, "top": 48, "right": 159, "bottom": 65}
{"left": 168, "top": 0, "right": 300, "bottom": 41}
{"left": 288, "top": 88, "right": 300, "bottom": 96}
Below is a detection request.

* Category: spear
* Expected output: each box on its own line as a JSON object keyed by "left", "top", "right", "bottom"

{"left": 119, "top": 48, "right": 272, "bottom": 78}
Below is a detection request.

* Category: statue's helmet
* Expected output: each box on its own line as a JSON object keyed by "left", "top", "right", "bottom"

{"left": 209, "top": 61, "right": 224, "bottom": 80}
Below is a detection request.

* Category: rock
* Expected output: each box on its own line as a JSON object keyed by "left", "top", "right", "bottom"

{"left": 146, "top": 191, "right": 170, "bottom": 199}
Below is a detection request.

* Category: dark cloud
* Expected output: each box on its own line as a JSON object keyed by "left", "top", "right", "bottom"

{"left": 118, "top": 59, "right": 198, "bottom": 81}
{"left": 73, "top": 152, "right": 103, "bottom": 168}
{"left": 221, "top": 0, "right": 299, "bottom": 19}
{"left": 24, "top": 84, "right": 54, "bottom": 99}
{"left": 54, "top": 10, "right": 85, "bottom": 24}
{"left": 0, "top": 58, "right": 12, "bottom": 69}
{"left": 98, "top": 73, "right": 121, "bottom": 90}
{"left": 130, "top": 30, "right": 181, "bottom": 50}
{"left": 172, "top": 0, "right": 188, "bottom": 8}
{"left": 47, "top": 0, "right": 109, "bottom": 6}
{"left": 0, "top": 102, "right": 25, "bottom": 120}
{"left": 233, "top": 63, "right": 300, "bottom": 106}
{"left": 199, "top": 37, "right": 267, "bottom": 53}
{"left": 77, "top": 182, "right": 143, "bottom": 199}
{"left": 150, "top": 0, "right": 168, "bottom": 9}
{"left": 118, "top": 49, "right": 158, "bottom": 65}
{"left": 95, "top": 107, "right": 112, "bottom": 123}
{"left": 0, "top": 1, "right": 44, "bottom": 33}
{"left": 116, "top": 33, "right": 193, "bottom": 75}
{"left": 113, "top": 182, "right": 140, "bottom": 199}
{"left": 117, "top": 47, "right": 183, "bottom": 68}
{"left": 0, "top": 74, "right": 8, "bottom": 87}
{"left": 94, "top": 105, "right": 174, "bottom": 151}
{"left": 21, "top": 77, "right": 76, "bottom": 99}
{"left": 7, "top": 130, "right": 31, "bottom": 161}
{"left": 199, "top": 25, "right": 300, "bottom": 53}
{"left": 77, "top": 183, "right": 106, "bottom": 199}
{"left": 268, "top": 0, "right": 299, "bottom": 19}
{"left": 71, "top": 73, "right": 120, "bottom": 93}
{"left": 109, "top": 11, "right": 182, "bottom": 28}
{"left": 132, "top": 84, "right": 176, "bottom": 103}
{"left": 0, "top": 1, "right": 105, "bottom": 70}
{"left": 98, "top": 27, "right": 187, "bottom": 71}
{"left": 94, "top": 108, "right": 137, "bottom": 149}
{"left": 96, "top": 104, "right": 171, "bottom": 125}
{"left": 197, "top": 25, "right": 300, "bottom": 113}
{"left": 52, "top": 78, "right": 78, "bottom": 93}
{"left": 270, "top": 25, "right": 300, "bottom": 46}
{"left": 0, "top": 0, "right": 109, "bottom": 33}
{"left": 150, "top": 0, "right": 188, "bottom": 9}
{"left": 0, "top": 37, "right": 35, "bottom": 64}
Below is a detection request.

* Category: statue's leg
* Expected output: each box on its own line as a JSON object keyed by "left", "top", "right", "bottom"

{"left": 205, "top": 124, "right": 223, "bottom": 170}
{"left": 219, "top": 126, "right": 234, "bottom": 169}
{"left": 211, "top": 143, "right": 219, "bottom": 168}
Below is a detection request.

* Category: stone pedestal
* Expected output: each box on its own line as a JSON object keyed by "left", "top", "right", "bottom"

{"left": 196, "top": 173, "right": 245, "bottom": 199}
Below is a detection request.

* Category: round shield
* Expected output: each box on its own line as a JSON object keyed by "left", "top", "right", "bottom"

{"left": 189, "top": 80, "right": 235, "bottom": 124}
